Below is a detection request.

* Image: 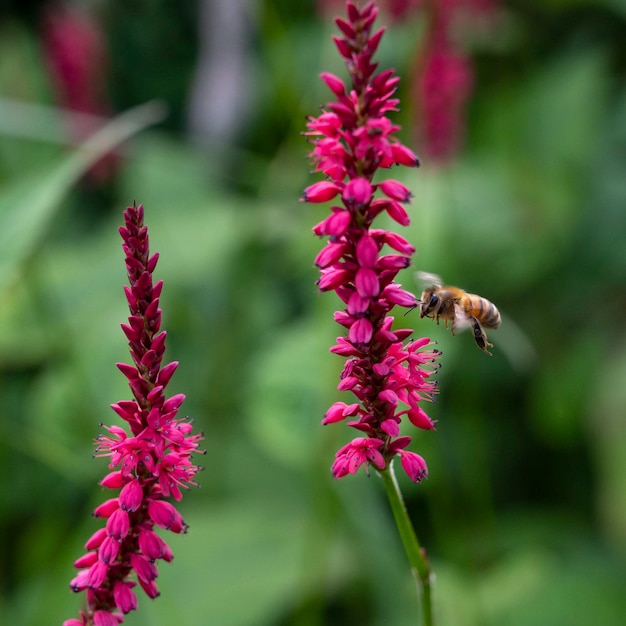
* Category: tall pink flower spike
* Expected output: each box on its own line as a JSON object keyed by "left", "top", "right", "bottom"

{"left": 65, "top": 203, "right": 203, "bottom": 626}
{"left": 302, "top": 1, "right": 440, "bottom": 483}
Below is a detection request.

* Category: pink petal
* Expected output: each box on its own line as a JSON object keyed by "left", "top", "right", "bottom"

{"left": 302, "top": 181, "right": 341, "bottom": 203}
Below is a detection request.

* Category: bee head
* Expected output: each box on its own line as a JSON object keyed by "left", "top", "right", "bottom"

{"left": 420, "top": 289, "right": 439, "bottom": 318}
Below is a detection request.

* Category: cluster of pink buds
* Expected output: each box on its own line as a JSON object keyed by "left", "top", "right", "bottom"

{"left": 64, "top": 203, "right": 203, "bottom": 626}
{"left": 302, "top": 1, "right": 440, "bottom": 482}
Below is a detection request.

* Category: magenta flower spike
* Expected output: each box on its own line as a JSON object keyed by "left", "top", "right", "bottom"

{"left": 304, "top": 6, "right": 439, "bottom": 621}
{"left": 302, "top": 1, "right": 440, "bottom": 484}
{"left": 64, "top": 203, "right": 203, "bottom": 626}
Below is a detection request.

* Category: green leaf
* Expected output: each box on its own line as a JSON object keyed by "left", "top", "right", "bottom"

{"left": 0, "top": 101, "right": 166, "bottom": 303}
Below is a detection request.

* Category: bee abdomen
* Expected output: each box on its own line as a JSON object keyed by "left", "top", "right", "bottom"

{"left": 466, "top": 296, "right": 501, "bottom": 329}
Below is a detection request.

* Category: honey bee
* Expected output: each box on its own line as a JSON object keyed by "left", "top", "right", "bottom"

{"left": 417, "top": 272, "right": 501, "bottom": 355}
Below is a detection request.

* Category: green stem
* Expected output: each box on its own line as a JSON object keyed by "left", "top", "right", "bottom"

{"left": 380, "top": 462, "right": 434, "bottom": 626}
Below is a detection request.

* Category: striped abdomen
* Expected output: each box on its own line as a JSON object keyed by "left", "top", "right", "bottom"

{"left": 464, "top": 294, "right": 501, "bottom": 329}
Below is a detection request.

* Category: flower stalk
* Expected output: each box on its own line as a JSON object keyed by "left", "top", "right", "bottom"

{"left": 64, "top": 202, "right": 203, "bottom": 626}
{"left": 302, "top": 2, "right": 439, "bottom": 623}
{"left": 380, "top": 464, "right": 433, "bottom": 626}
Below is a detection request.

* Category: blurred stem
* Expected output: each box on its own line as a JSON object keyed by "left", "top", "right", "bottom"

{"left": 380, "top": 463, "right": 434, "bottom": 626}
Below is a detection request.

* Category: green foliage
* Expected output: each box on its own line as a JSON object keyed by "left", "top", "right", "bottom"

{"left": 1, "top": 2, "right": 626, "bottom": 625}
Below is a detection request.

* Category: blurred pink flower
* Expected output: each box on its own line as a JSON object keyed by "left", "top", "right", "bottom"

{"left": 303, "top": 1, "right": 440, "bottom": 483}
{"left": 415, "top": 1, "right": 473, "bottom": 162}
{"left": 414, "top": 0, "right": 498, "bottom": 161}
{"left": 65, "top": 204, "right": 203, "bottom": 626}
{"left": 40, "top": 1, "right": 118, "bottom": 182}
{"left": 41, "top": 2, "right": 108, "bottom": 115}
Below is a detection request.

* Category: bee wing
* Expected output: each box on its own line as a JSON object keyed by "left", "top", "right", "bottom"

{"left": 415, "top": 271, "right": 443, "bottom": 290}
{"left": 453, "top": 302, "right": 472, "bottom": 331}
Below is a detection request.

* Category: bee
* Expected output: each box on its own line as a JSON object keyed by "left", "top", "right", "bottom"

{"left": 417, "top": 272, "right": 501, "bottom": 355}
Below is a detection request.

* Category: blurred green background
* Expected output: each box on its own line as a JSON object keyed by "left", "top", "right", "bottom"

{"left": 1, "top": 0, "right": 626, "bottom": 625}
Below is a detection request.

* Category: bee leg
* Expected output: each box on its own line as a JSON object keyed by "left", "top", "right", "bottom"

{"left": 470, "top": 317, "right": 493, "bottom": 356}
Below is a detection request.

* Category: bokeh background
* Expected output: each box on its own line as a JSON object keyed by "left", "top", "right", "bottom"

{"left": 1, "top": 0, "right": 626, "bottom": 624}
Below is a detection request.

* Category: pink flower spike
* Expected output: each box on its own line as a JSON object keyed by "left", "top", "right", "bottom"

{"left": 304, "top": 2, "right": 440, "bottom": 484}
{"left": 65, "top": 203, "right": 202, "bottom": 625}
